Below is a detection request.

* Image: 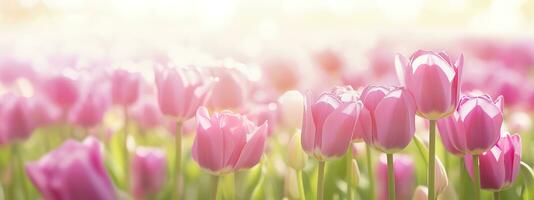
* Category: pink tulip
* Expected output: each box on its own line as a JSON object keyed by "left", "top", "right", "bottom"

{"left": 313, "top": 49, "right": 344, "bottom": 74}
{"left": 244, "top": 103, "right": 279, "bottom": 136}
{"left": 465, "top": 134, "right": 521, "bottom": 190}
{"left": 69, "top": 88, "right": 109, "bottom": 128}
{"left": 27, "top": 96, "right": 61, "bottom": 128}
{"left": 26, "top": 137, "right": 115, "bottom": 200}
{"left": 111, "top": 69, "right": 141, "bottom": 106}
{"left": 377, "top": 154, "right": 414, "bottom": 200}
{"left": 436, "top": 117, "right": 464, "bottom": 156}
{"left": 192, "top": 107, "right": 267, "bottom": 174}
{"left": 132, "top": 147, "right": 167, "bottom": 199}
{"left": 155, "top": 66, "right": 214, "bottom": 120}
{"left": 41, "top": 75, "right": 80, "bottom": 110}
{"left": 131, "top": 98, "right": 165, "bottom": 130}
{"left": 0, "top": 94, "right": 35, "bottom": 143}
{"left": 357, "top": 86, "right": 416, "bottom": 153}
{"left": 262, "top": 57, "right": 299, "bottom": 92}
{"left": 396, "top": 50, "right": 463, "bottom": 119}
{"left": 207, "top": 67, "right": 248, "bottom": 110}
{"left": 301, "top": 86, "right": 361, "bottom": 160}
{"left": 437, "top": 94, "right": 503, "bottom": 154}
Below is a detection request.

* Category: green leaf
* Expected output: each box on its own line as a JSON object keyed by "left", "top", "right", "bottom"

{"left": 520, "top": 161, "right": 534, "bottom": 200}
{"left": 251, "top": 174, "right": 265, "bottom": 200}
{"left": 413, "top": 135, "right": 429, "bottom": 167}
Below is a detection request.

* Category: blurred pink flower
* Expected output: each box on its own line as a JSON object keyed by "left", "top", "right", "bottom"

{"left": 41, "top": 75, "right": 80, "bottom": 111}
{"left": 207, "top": 67, "right": 248, "bottom": 110}
{"left": 377, "top": 154, "right": 414, "bottom": 200}
{"left": 132, "top": 147, "right": 167, "bottom": 199}
{"left": 111, "top": 69, "right": 142, "bottom": 106}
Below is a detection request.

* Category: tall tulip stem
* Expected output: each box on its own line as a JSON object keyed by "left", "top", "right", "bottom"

{"left": 386, "top": 153, "right": 395, "bottom": 200}
{"left": 213, "top": 175, "right": 220, "bottom": 200}
{"left": 13, "top": 143, "right": 29, "bottom": 200}
{"left": 459, "top": 158, "right": 467, "bottom": 200}
{"left": 493, "top": 191, "right": 500, "bottom": 200}
{"left": 366, "top": 144, "right": 375, "bottom": 200}
{"left": 297, "top": 170, "right": 306, "bottom": 200}
{"left": 346, "top": 148, "right": 353, "bottom": 200}
{"left": 317, "top": 161, "right": 326, "bottom": 200}
{"left": 123, "top": 107, "right": 130, "bottom": 190}
{"left": 428, "top": 120, "right": 436, "bottom": 200}
{"left": 473, "top": 154, "right": 481, "bottom": 200}
{"left": 175, "top": 121, "right": 183, "bottom": 199}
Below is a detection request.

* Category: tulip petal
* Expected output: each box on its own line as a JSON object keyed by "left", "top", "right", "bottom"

{"left": 320, "top": 102, "right": 359, "bottom": 158}
{"left": 301, "top": 91, "right": 316, "bottom": 153}
{"left": 374, "top": 89, "right": 415, "bottom": 152}
{"left": 234, "top": 123, "right": 267, "bottom": 169}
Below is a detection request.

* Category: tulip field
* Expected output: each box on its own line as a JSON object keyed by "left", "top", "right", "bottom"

{"left": 2, "top": 1, "right": 534, "bottom": 200}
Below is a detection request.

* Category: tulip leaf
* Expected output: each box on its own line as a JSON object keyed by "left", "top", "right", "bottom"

{"left": 251, "top": 173, "right": 266, "bottom": 200}
{"left": 413, "top": 135, "right": 429, "bottom": 167}
{"left": 520, "top": 161, "right": 534, "bottom": 200}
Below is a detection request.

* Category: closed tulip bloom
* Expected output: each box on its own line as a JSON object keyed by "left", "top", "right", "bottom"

{"left": 26, "top": 137, "right": 115, "bottom": 200}
{"left": 192, "top": 107, "right": 267, "bottom": 174}
{"left": 155, "top": 66, "right": 214, "bottom": 120}
{"left": 132, "top": 147, "right": 167, "bottom": 199}
{"left": 437, "top": 117, "right": 464, "bottom": 156}
{"left": 207, "top": 67, "right": 248, "bottom": 110}
{"left": 287, "top": 131, "right": 308, "bottom": 170}
{"left": 111, "top": 69, "right": 141, "bottom": 106}
{"left": 41, "top": 75, "right": 80, "bottom": 110}
{"left": 412, "top": 186, "right": 428, "bottom": 200}
{"left": 0, "top": 94, "right": 35, "bottom": 142}
{"left": 131, "top": 99, "right": 165, "bottom": 130}
{"left": 301, "top": 86, "right": 361, "bottom": 160}
{"left": 377, "top": 154, "right": 415, "bottom": 200}
{"left": 437, "top": 95, "right": 503, "bottom": 154}
{"left": 245, "top": 103, "right": 279, "bottom": 136}
{"left": 69, "top": 89, "right": 108, "bottom": 128}
{"left": 278, "top": 90, "right": 304, "bottom": 130}
{"left": 396, "top": 50, "right": 463, "bottom": 120}
{"left": 357, "top": 86, "right": 416, "bottom": 153}
{"left": 435, "top": 158, "right": 449, "bottom": 195}
{"left": 465, "top": 134, "right": 521, "bottom": 190}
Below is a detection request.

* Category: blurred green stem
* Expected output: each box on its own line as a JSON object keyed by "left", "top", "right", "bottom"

{"left": 459, "top": 158, "right": 467, "bottom": 200}
{"left": 428, "top": 120, "right": 436, "bottom": 200}
{"left": 346, "top": 148, "right": 353, "bottom": 200}
{"left": 220, "top": 173, "right": 236, "bottom": 200}
{"left": 386, "top": 153, "right": 395, "bottom": 200}
{"left": 493, "top": 191, "right": 500, "bottom": 200}
{"left": 123, "top": 107, "right": 130, "bottom": 191}
{"left": 366, "top": 144, "right": 375, "bottom": 200}
{"left": 175, "top": 121, "right": 183, "bottom": 200}
{"left": 317, "top": 161, "right": 325, "bottom": 200}
{"left": 213, "top": 175, "right": 220, "bottom": 200}
{"left": 297, "top": 170, "right": 305, "bottom": 200}
{"left": 13, "top": 143, "right": 28, "bottom": 200}
{"left": 473, "top": 155, "right": 481, "bottom": 200}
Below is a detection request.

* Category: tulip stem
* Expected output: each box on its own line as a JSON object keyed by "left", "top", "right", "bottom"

{"left": 13, "top": 143, "right": 29, "bottom": 200}
{"left": 123, "top": 107, "right": 130, "bottom": 190}
{"left": 317, "top": 161, "right": 325, "bottom": 200}
{"left": 366, "top": 144, "right": 375, "bottom": 200}
{"left": 428, "top": 120, "right": 436, "bottom": 200}
{"left": 473, "top": 154, "right": 481, "bottom": 200}
{"left": 297, "top": 170, "right": 306, "bottom": 200}
{"left": 175, "top": 121, "right": 183, "bottom": 200}
{"left": 493, "top": 191, "right": 500, "bottom": 200}
{"left": 459, "top": 158, "right": 466, "bottom": 200}
{"left": 346, "top": 148, "right": 353, "bottom": 200}
{"left": 386, "top": 153, "right": 395, "bottom": 200}
{"left": 213, "top": 175, "right": 220, "bottom": 200}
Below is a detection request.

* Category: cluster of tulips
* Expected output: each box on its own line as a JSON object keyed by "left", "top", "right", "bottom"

{"left": 0, "top": 45, "right": 533, "bottom": 200}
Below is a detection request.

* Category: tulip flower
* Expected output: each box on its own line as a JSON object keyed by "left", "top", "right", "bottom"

{"left": 26, "top": 137, "right": 115, "bottom": 200}
{"left": 0, "top": 94, "right": 35, "bottom": 142}
{"left": 69, "top": 89, "right": 108, "bottom": 128}
{"left": 278, "top": 90, "right": 304, "bottom": 130}
{"left": 245, "top": 103, "right": 279, "bottom": 136}
{"left": 301, "top": 86, "right": 361, "bottom": 200}
{"left": 412, "top": 186, "right": 428, "bottom": 200}
{"left": 155, "top": 66, "right": 215, "bottom": 198}
{"left": 377, "top": 154, "right": 414, "bottom": 200}
{"left": 358, "top": 86, "right": 416, "bottom": 153}
{"left": 207, "top": 67, "right": 248, "bottom": 110}
{"left": 434, "top": 158, "right": 448, "bottom": 196}
{"left": 262, "top": 57, "right": 299, "bottom": 92}
{"left": 193, "top": 107, "right": 267, "bottom": 199}
{"left": 111, "top": 69, "right": 141, "bottom": 106}
{"left": 41, "top": 75, "right": 80, "bottom": 111}
{"left": 395, "top": 50, "right": 462, "bottom": 120}
{"left": 465, "top": 134, "right": 521, "bottom": 191}
{"left": 131, "top": 98, "right": 165, "bottom": 130}
{"left": 132, "top": 147, "right": 167, "bottom": 200}
{"left": 313, "top": 49, "right": 344, "bottom": 75}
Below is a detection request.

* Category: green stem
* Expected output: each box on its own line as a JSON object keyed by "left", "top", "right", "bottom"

{"left": 428, "top": 120, "right": 436, "bottom": 200}
{"left": 13, "top": 143, "right": 29, "bottom": 200}
{"left": 297, "top": 170, "right": 306, "bottom": 200}
{"left": 366, "top": 144, "right": 375, "bottom": 200}
{"left": 459, "top": 158, "right": 466, "bottom": 200}
{"left": 123, "top": 107, "right": 130, "bottom": 190}
{"left": 493, "top": 191, "right": 500, "bottom": 200}
{"left": 346, "top": 148, "right": 353, "bottom": 200}
{"left": 175, "top": 121, "right": 183, "bottom": 200}
{"left": 386, "top": 154, "right": 395, "bottom": 200}
{"left": 473, "top": 155, "right": 481, "bottom": 200}
{"left": 213, "top": 175, "right": 220, "bottom": 200}
{"left": 221, "top": 173, "right": 236, "bottom": 200}
{"left": 317, "top": 161, "right": 325, "bottom": 200}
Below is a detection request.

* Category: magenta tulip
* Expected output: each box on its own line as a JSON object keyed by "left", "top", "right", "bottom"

{"left": 69, "top": 89, "right": 108, "bottom": 128}
{"left": 26, "top": 137, "right": 115, "bottom": 200}
{"left": 465, "top": 134, "right": 521, "bottom": 190}
{"left": 357, "top": 86, "right": 416, "bottom": 153}
{"left": 396, "top": 50, "right": 462, "bottom": 120}
{"left": 0, "top": 94, "right": 35, "bottom": 142}
{"left": 301, "top": 86, "right": 361, "bottom": 160}
{"left": 154, "top": 66, "right": 214, "bottom": 120}
{"left": 111, "top": 69, "right": 141, "bottom": 106}
{"left": 41, "top": 75, "right": 80, "bottom": 110}
{"left": 377, "top": 154, "right": 415, "bottom": 200}
{"left": 132, "top": 147, "right": 167, "bottom": 199}
{"left": 437, "top": 94, "right": 503, "bottom": 154}
{"left": 192, "top": 107, "right": 267, "bottom": 174}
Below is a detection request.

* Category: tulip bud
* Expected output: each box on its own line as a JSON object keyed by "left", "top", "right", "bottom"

{"left": 287, "top": 131, "right": 308, "bottom": 170}
{"left": 412, "top": 186, "right": 428, "bottom": 200}
{"left": 0, "top": 94, "right": 35, "bottom": 142}
{"left": 352, "top": 159, "right": 360, "bottom": 187}
{"left": 41, "top": 75, "right": 80, "bottom": 110}
{"left": 26, "top": 137, "right": 116, "bottom": 200}
{"left": 132, "top": 147, "right": 167, "bottom": 199}
{"left": 278, "top": 90, "right": 304, "bottom": 130}
{"left": 396, "top": 50, "right": 462, "bottom": 120}
{"left": 435, "top": 158, "right": 448, "bottom": 195}
{"left": 111, "top": 69, "right": 141, "bottom": 106}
